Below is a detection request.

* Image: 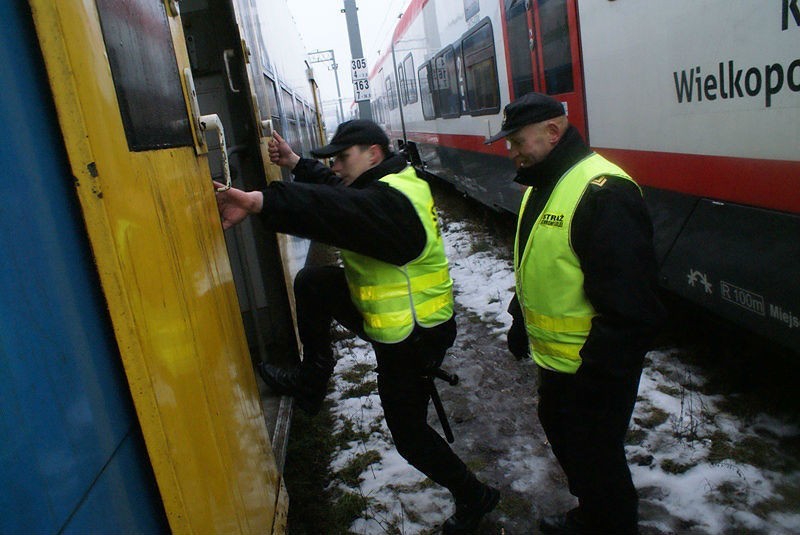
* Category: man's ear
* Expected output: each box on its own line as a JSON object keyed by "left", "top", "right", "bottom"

{"left": 369, "top": 144, "right": 380, "bottom": 166}
{"left": 546, "top": 120, "right": 562, "bottom": 144}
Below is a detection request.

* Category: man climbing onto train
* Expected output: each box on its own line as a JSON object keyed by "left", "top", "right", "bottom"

{"left": 214, "top": 119, "right": 498, "bottom": 533}
{"left": 485, "top": 93, "right": 666, "bottom": 534}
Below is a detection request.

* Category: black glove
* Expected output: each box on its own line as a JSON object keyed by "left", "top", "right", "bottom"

{"left": 421, "top": 349, "right": 445, "bottom": 374}
{"left": 408, "top": 329, "right": 446, "bottom": 373}
{"left": 507, "top": 295, "right": 529, "bottom": 360}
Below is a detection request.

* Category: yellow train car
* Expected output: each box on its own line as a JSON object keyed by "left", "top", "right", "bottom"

{"left": 1, "top": 0, "right": 324, "bottom": 532}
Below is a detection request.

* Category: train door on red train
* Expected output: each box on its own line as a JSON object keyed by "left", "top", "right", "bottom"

{"left": 502, "top": 0, "right": 587, "bottom": 138}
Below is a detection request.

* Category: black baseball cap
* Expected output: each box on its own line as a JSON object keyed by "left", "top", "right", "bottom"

{"left": 311, "top": 119, "right": 390, "bottom": 157}
{"left": 485, "top": 92, "right": 566, "bottom": 144}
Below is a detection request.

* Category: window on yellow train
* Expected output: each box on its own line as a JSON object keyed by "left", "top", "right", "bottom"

{"left": 309, "top": 107, "right": 318, "bottom": 147}
{"left": 462, "top": 19, "right": 500, "bottom": 115}
{"left": 265, "top": 75, "right": 281, "bottom": 132}
{"left": 281, "top": 89, "right": 295, "bottom": 121}
{"left": 418, "top": 62, "right": 437, "bottom": 120}
{"left": 304, "top": 105, "right": 316, "bottom": 149}
{"left": 539, "top": 0, "right": 574, "bottom": 94}
{"left": 281, "top": 88, "right": 301, "bottom": 155}
{"left": 266, "top": 75, "right": 291, "bottom": 179}
{"left": 434, "top": 46, "right": 460, "bottom": 118}
{"left": 402, "top": 53, "right": 418, "bottom": 105}
{"left": 95, "top": 0, "right": 193, "bottom": 151}
{"left": 298, "top": 99, "right": 312, "bottom": 154}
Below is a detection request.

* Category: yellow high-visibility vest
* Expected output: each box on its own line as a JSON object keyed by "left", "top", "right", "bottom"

{"left": 341, "top": 165, "right": 454, "bottom": 343}
{"left": 515, "top": 153, "right": 639, "bottom": 373}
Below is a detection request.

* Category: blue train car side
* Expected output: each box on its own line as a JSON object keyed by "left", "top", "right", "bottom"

{"left": 0, "top": 2, "right": 167, "bottom": 531}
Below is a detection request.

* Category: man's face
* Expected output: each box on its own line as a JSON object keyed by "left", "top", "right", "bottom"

{"left": 505, "top": 122, "right": 554, "bottom": 170}
{"left": 331, "top": 145, "right": 378, "bottom": 185}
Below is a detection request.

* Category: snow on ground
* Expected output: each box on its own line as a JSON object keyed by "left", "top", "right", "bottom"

{"left": 321, "top": 209, "right": 800, "bottom": 534}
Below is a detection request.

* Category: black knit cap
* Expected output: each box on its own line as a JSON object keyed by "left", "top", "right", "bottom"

{"left": 311, "top": 119, "right": 390, "bottom": 157}
{"left": 485, "top": 92, "right": 565, "bottom": 144}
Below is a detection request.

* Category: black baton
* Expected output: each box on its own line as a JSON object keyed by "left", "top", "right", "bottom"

{"left": 427, "top": 367, "right": 459, "bottom": 444}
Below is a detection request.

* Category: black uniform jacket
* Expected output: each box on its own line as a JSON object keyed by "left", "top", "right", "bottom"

{"left": 509, "top": 126, "right": 666, "bottom": 379}
{"left": 259, "top": 154, "right": 425, "bottom": 266}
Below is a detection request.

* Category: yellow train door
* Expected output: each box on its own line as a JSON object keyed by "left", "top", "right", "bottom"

{"left": 29, "top": 1, "right": 288, "bottom": 532}
{"left": 176, "top": 0, "right": 310, "bottom": 467}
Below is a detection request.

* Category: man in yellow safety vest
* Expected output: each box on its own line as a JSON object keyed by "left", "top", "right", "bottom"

{"left": 215, "top": 119, "right": 498, "bottom": 533}
{"left": 485, "top": 93, "right": 666, "bottom": 534}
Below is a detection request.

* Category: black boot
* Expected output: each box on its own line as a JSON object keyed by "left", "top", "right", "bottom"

{"left": 442, "top": 482, "right": 500, "bottom": 534}
{"left": 259, "top": 355, "right": 333, "bottom": 415}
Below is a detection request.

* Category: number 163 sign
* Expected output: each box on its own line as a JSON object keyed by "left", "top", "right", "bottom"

{"left": 351, "top": 57, "right": 371, "bottom": 101}
{"left": 353, "top": 79, "right": 371, "bottom": 101}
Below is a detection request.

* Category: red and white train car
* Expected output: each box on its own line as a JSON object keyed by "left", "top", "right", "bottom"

{"left": 369, "top": 0, "right": 800, "bottom": 352}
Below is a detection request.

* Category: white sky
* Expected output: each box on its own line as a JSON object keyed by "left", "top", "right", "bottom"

{"left": 285, "top": 0, "right": 412, "bottom": 126}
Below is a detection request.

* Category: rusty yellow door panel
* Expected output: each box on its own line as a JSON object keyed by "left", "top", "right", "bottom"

{"left": 28, "top": 1, "right": 283, "bottom": 532}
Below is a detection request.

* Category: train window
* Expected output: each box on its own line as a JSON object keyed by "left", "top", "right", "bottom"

{"left": 376, "top": 96, "right": 385, "bottom": 124}
{"left": 464, "top": 0, "right": 479, "bottom": 21}
{"left": 265, "top": 75, "right": 291, "bottom": 179}
{"left": 434, "top": 47, "right": 460, "bottom": 118}
{"left": 265, "top": 75, "right": 282, "bottom": 131}
{"left": 386, "top": 76, "right": 398, "bottom": 110}
{"left": 398, "top": 64, "right": 407, "bottom": 105}
{"left": 375, "top": 73, "right": 385, "bottom": 124}
{"left": 281, "top": 89, "right": 301, "bottom": 155}
{"left": 418, "top": 62, "right": 437, "bottom": 120}
{"left": 281, "top": 89, "right": 296, "bottom": 121}
{"left": 402, "top": 53, "right": 418, "bottom": 104}
{"left": 504, "top": 0, "right": 535, "bottom": 98}
{"left": 95, "top": 0, "right": 193, "bottom": 151}
{"left": 462, "top": 20, "right": 500, "bottom": 115}
{"left": 298, "top": 99, "right": 312, "bottom": 155}
{"left": 539, "top": 0, "right": 574, "bottom": 94}
{"left": 311, "top": 112, "right": 320, "bottom": 149}
{"left": 308, "top": 107, "right": 317, "bottom": 148}
{"left": 296, "top": 100, "right": 311, "bottom": 154}
{"left": 304, "top": 105, "right": 315, "bottom": 149}
{"left": 381, "top": 94, "right": 389, "bottom": 123}
{"left": 456, "top": 48, "right": 467, "bottom": 113}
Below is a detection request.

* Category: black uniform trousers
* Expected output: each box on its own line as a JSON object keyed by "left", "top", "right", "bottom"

{"left": 294, "top": 265, "right": 477, "bottom": 500}
{"left": 538, "top": 366, "right": 642, "bottom": 534}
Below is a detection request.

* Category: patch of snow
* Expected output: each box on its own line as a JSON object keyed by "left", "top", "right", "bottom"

{"left": 319, "top": 207, "right": 800, "bottom": 534}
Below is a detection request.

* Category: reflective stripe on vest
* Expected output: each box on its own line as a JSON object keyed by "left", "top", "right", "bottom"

{"left": 515, "top": 153, "right": 639, "bottom": 373}
{"left": 341, "top": 165, "right": 454, "bottom": 343}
